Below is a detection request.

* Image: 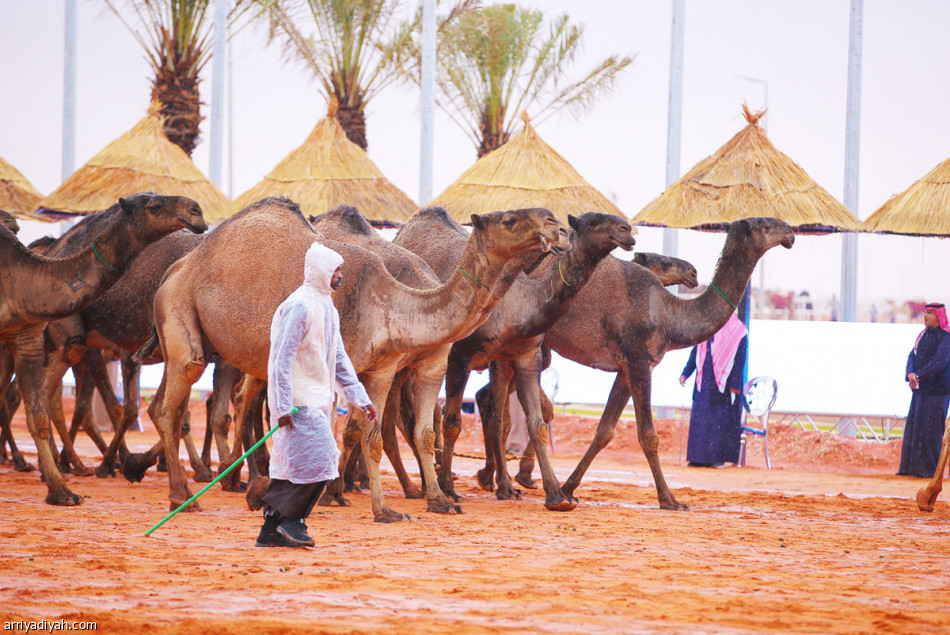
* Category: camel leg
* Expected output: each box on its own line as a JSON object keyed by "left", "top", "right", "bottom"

{"left": 180, "top": 410, "right": 213, "bottom": 482}
{"left": 201, "top": 392, "right": 215, "bottom": 468}
{"left": 327, "top": 367, "right": 410, "bottom": 523}
{"left": 44, "top": 357, "right": 94, "bottom": 477}
{"left": 413, "top": 356, "right": 464, "bottom": 515}
{"left": 514, "top": 389, "right": 554, "bottom": 490}
{"left": 10, "top": 330, "right": 83, "bottom": 505}
{"left": 561, "top": 374, "right": 632, "bottom": 501}
{"left": 474, "top": 381, "right": 497, "bottom": 491}
{"left": 95, "top": 355, "right": 140, "bottom": 477}
{"left": 381, "top": 372, "right": 425, "bottom": 499}
{"left": 484, "top": 362, "right": 524, "bottom": 501}
{"left": 510, "top": 353, "right": 575, "bottom": 511}
{"left": 68, "top": 369, "right": 109, "bottom": 455}
{"left": 150, "top": 363, "right": 203, "bottom": 510}
{"left": 320, "top": 408, "right": 362, "bottom": 507}
{"left": 1, "top": 380, "right": 33, "bottom": 472}
{"left": 438, "top": 353, "right": 472, "bottom": 502}
{"left": 917, "top": 418, "right": 950, "bottom": 512}
{"left": 219, "top": 376, "right": 264, "bottom": 492}
{"left": 208, "top": 362, "right": 243, "bottom": 472}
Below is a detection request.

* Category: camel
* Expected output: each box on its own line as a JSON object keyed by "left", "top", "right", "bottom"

{"left": 0, "top": 192, "right": 207, "bottom": 505}
{"left": 476, "top": 251, "right": 701, "bottom": 496}
{"left": 916, "top": 418, "right": 950, "bottom": 512}
{"left": 423, "top": 213, "right": 635, "bottom": 509}
{"left": 539, "top": 218, "right": 794, "bottom": 510}
{"left": 132, "top": 197, "right": 563, "bottom": 521}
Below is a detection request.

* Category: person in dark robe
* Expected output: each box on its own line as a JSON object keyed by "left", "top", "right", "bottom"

{"left": 679, "top": 314, "right": 748, "bottom": 467}
{"left": 898, "top": 302, "right": 950, "bottom": 478}
{"left": 255, "top": 242, "right": 377, "bottom": 548}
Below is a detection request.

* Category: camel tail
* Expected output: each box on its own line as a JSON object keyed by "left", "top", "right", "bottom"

{"left": 133, "top": 327, "right": 160, "bottom": 364}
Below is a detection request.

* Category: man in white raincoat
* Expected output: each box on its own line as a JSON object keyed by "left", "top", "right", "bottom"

{"left": 255, "top": 241, "right": 377, "bottom": 548}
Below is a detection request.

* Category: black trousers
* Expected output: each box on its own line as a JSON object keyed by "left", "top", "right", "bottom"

{"left": 261, "top": 478, "right": 328, "bottom": 520}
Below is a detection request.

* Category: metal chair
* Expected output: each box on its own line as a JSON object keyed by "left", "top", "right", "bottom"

{"left": 740, "top": 376, "right": 778, "bottom": 469}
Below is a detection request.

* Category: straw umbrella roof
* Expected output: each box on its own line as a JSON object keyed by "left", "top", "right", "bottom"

{"left": 35, "top": 104, "right": 231, "bottom": 223}
{"left": 862, "top": 155, "right": 950, "bottom": 237}
{"left": 427, "top": 114, "right": 628, "bottom": 226}
{"left": 230, "top": 103, "right": 416, "bottom": 226}
{"left": 0, "top": 154, "right": 52, "bottom": 222}
{"left": 634, "top": 106, "right": 860, "bottom": 233}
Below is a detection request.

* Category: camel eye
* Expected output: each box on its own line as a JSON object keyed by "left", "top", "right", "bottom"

{"left": 501, "top": 218, "right": 516, "bottom": 229}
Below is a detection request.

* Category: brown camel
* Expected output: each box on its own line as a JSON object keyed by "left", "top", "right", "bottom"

{"left": 479, "top": 251, "right": 701, "bottom": 493}
{"left": 916, "top": 418, "right": 950, "bottom": 511}
{"left": 540, "top": 218, "right": 793, "bottom": 510}
{"left": 0, "top": 210, "right": 19, "bottom": 235}
{"left": 135, "top": 197, "right": 562, "bottom": 521}
{"left": 0, "top": 192, "right": 207, "bottom": 505}
{"left": 426, "top": 213, "right": 635, "bottom": 509}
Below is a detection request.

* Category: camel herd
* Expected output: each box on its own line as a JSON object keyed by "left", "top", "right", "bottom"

{"left": 16, "top": 192, "right": 908, "bottom": 524}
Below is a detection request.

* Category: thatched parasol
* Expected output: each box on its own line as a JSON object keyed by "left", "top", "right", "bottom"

{"left": 428, "top": 113, "right": 628, "bottom": 226}
{"left": 634, "top": 106, "right": 860, "bottom": 233}
{"left": 230, "top": 101, "right": 416, "bottom": 226}
{"left": 862, "top": 155, "right": 950, "bottom": 237}
{"left": 0, "top": 154, "right": 53, "bottom": 222}
{"left": 35, "top": 103, "right": 231, "bottom": 223}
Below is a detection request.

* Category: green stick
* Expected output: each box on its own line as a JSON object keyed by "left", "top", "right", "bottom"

{"left": 145, "top": 425, "right": 279, "bottom": 536}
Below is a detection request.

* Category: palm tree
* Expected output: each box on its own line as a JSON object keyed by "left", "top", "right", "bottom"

{"left": 427, "top": 3, "right": 633, "bottom": 157}
{"left": 104, "top": 0, "right": 261, "bottom": 155}
{"left": 264, "top": 0, "right": 474, "bottom": 150}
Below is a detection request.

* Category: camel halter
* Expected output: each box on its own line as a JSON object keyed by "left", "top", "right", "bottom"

{"left": 459, "top": 267, "right": 489, "bottom": 289}
{"left": 710, "top": 280, "right": 737, "bottom": 312}
{"left": 92, "top": 241, "right": 123, "bottom": 273}
{"left": 558, "top": 259, "right": 572, "bottom": 287}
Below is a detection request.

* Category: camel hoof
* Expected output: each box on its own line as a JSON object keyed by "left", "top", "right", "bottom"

{"left": 427, "top": 499, "right": 464, "bottom": 515}
{"left": 71, "top": 463, "right": 95, "bottom": 477}
{"left": 193, "top": 468, "right": 214, "bottom": 483}
{"left": 122, "top": 453, "right": 155, "bottom": 483}
{"left": 45, "top": 489, "right": 83, "bottom": 506}
{"left": 403, "top": 486, "right": 426, "bottom": 500}
{"left": 916, "top": 488, "right": 938, "bottom": 512}
{"left": 514, "top": 472, "right": 539, "bottom": 490}
{"left": 246, "top": 476, "right": 270, "bottom": 511}
{"left": 374, "top": 509, "right": 411, "bottom": 523}
{"left": 495, "top": 487, "right": 523, "bottom": 501}
{"left": 544, "top": 498, "right": 578, "bottom": 512}
{"left": 14, "top": 459, "right": 35, "bottom": 473}
{"left": 94, "top": 461, "right": 116, "bottom": 478}
{"left": 318, "top": 491, "right": 350, "bottom": 507}
{"left": 475, "top": 468, "right": 495, "bottom": 492}
{"left": 660, "top": 500, "right": 689, "bottom": 511}
{"left": 169, "top": 499, "right": 201, "bottom": 512}
{"left": 221, "top": 480, "right": 248, "bottom": 493}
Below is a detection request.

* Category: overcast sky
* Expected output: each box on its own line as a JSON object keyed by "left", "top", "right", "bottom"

{"left": 3, "top": 1, "right": 950, "bottom": 317}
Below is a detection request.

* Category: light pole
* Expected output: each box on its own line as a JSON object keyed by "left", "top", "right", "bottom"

{"left": 736, "top": 75, "right": 769, "bottom": 318}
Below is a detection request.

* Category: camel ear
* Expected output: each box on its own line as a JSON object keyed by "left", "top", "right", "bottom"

{"left": 733, "top": 219, "right": 752, "bottom": 235}
{"left": 633, "top": 252, "right": 645, "bottom": 265}
{"left": 470, "top": 214, "right": 486, "bottom": 230}
{"left": 568, "top": 214, "right": 580, "bottom": 230}
{"left": 118, "top": 197, "right": 135, "bottom": 215}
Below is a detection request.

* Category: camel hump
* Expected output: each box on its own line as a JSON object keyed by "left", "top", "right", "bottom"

{"left": 405, "top": 206, "right": 467, "bottom": 236}
{"left": 225, "top": 196, "right": 314, "bottom": 234}
{"left": 311, "top": 204, "right": 375, "bottom": 236}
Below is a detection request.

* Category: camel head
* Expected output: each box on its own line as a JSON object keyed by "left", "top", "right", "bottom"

{"left": 118, "top": 192, "right": 208, "bottom": 243}
{"left": 0, "top": 210, "right": 19, "bottom": 235}
{"left": 309, "top": 205, "right": 374, "bottom": 236}
{"left": 470, "top": 208, "right": 563, "bottom": 259}
{"left": 568, "top": 213, "right": 636, "bottom": 255}
{"left": 724, "top": 217, "right": 795, "bottom": 257}
{"left": 633, "top": 252, "right": 699, "bottom": 288}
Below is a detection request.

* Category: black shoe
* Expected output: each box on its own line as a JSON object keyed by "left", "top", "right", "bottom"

{"left": 276, "top": 518, "right": 315, "bottom": 547}
{"left": 255, "top": 531, "right": 307, "bottom": 548}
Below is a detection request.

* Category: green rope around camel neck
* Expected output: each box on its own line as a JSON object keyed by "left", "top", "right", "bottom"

{"left": 558, "top": 259, "right": 573, "bottom": 287}
{"left": 92, "top": 241, "right": 123, "bottom": 273}
{"left": 709, "top": 280, "right": 736, "bottom": 312}
{"left": 459, "top": 266, "right": 489, "bottom": 289}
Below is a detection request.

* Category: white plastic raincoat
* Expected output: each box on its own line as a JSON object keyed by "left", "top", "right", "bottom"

{"left": 267, "top": 241, "right": 371, "bottom": 484}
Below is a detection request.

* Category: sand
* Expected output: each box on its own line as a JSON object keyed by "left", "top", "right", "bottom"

{"left": 0, "top": 398, "right": 948, "bottom": 633}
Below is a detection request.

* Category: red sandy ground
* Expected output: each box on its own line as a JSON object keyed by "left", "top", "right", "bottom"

{"left": 1, "top": 397, "right": 948, "bottom": 633}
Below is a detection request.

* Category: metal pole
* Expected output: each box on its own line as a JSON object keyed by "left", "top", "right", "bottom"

{"left": 208, "top": 0, "right": 228, "bottom": 187}
{"left": 663, "top": 0, "right": 685, "bottom": 257}
{"left": 62, "top": 0, "right": 77, "bottom": 182}
{"left": 418, "top": 0, "right": 436, "bottom": 206}
{"left": 841, "top": 0, "right": 863, "bottom": 322}
{"left": 145, "top": 425, "right": 278, "bottom": 536}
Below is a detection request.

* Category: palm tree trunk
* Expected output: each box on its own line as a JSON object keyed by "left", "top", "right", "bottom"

{"left": 152, "top": 66, "right": 202, "bottom": 156}
{"left": 336, "top": 100, "right": 368, "bottom": 150}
